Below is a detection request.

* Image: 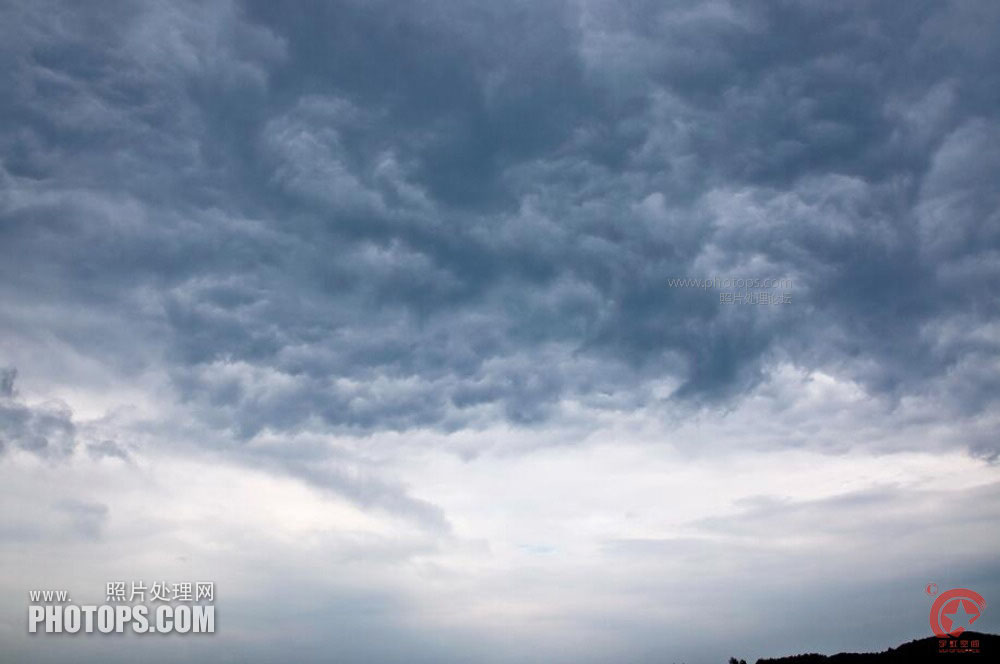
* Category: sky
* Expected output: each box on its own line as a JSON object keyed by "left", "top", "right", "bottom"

{"left": 1, "top": 0, "right": 999, "bottom": 662}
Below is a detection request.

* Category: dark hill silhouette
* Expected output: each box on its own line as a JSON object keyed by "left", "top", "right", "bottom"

{"left": 753, "top": 631, "right": 997, "bottom": 664}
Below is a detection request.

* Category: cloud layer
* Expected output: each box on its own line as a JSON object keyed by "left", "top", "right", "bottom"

{"left": 1, "top": 1, "right": 999, "bottom": 662}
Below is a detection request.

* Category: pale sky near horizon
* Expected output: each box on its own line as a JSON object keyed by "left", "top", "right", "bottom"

{"left": 2, "top": 1, "right": 999, "bottom": 662}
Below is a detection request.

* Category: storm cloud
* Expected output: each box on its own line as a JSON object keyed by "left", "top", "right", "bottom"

{"left": 1, "top": 1, "right": 998, "bottom": 662}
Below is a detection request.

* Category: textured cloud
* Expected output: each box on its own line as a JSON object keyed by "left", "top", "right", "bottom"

{"left": 1, "top": 1, "right": 999, "bottom": 662}
{"left": 3, "top": 0, "right": 998, "bottom": 441}
{"left": 0, "top": 367, "right": 75, "bottom": 458}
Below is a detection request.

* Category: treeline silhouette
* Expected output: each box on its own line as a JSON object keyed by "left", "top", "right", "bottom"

{"left": 729, "top": 631, "right": 996, "bottom": 664}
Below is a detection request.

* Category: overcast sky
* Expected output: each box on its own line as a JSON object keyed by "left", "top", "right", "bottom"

{"left": 1, "top": 1, "right": 999, "bottom": 662}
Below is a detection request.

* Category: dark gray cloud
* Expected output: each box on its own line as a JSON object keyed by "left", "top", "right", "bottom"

{"left": 86, "top": 439, "right": 130, "bottom": 461}
{"left": 0, "top": 367, "right": 75, "bottom": 458}
{"left": 249, "top": 447, "right": 451, "bottom": 532}
{"left": 1, "top": 4, "right": 999, "bottom": 659}
{"left": 3, "top": 0, "right": 998, "bottom": 448}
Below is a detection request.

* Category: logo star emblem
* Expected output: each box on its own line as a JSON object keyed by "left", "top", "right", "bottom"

{"left": 945, "top": 600, "right": 978, "bottom": 631}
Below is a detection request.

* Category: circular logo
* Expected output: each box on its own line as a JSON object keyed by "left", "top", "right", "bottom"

{"left": 929, "top": 588, "right": 986, "bottom": 638}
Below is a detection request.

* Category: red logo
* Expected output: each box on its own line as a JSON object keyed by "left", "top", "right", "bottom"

{"left": 929, "top": 588, "right": 986, "bottom": 638}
